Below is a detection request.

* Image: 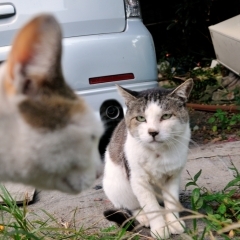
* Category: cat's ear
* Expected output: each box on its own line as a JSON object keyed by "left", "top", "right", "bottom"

{"left": 169, "top": 78, "right": 193, "bottom": 101}
{"left": 116, "top": 85, "right": 137, "bottom": 106}
{"left": 5, "top": 14, "right": 62, "bottom": 96}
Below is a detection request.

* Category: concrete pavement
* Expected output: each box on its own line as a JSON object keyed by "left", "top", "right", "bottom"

{"left": 5, "top": 141, "right": 240, "bottom": 239}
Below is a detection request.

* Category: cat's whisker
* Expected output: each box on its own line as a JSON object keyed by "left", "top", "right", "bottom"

{"left": 167, "top": 136, "right": 192, "bottom": 153}
{"left": 189, "top": 138, "right": 200, "bottom": 148}
{"left": 167, "top": 135, "right": 194, "bottom": 154}
{"left": 170, "top": 133, "right": 200, "bottom": 147}
{"left": 165, "top": 139, "right": 184, "bottom": 163}
{"left": 168, "top": 130, "right": 200, "bottom": 150}
{"left": 168, "top": 138, "right": 190, "bottom": 151}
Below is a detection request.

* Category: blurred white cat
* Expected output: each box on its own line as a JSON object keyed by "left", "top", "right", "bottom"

{"left": 0, "top": 14, "right": 103, "bottom": 193}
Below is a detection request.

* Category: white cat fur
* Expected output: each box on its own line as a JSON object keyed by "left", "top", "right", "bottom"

{"left": 103, "top": 80, "right": 193, "bottom": 239}
{"left": 0, "top": 15, "right": 103, "bottom": 193}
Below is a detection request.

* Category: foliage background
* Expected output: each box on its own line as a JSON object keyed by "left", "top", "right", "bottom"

{"left": 140, "top": 0, "right": 240, "bottom": 67}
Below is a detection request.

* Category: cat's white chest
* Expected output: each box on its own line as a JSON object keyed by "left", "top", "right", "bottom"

{"left": 125, "top": 132, "right": 188, "bottom": 181}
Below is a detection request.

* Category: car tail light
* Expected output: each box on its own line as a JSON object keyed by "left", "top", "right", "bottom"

{"left": 124, "top": 0, "right": 141, "bottom": 18}
{"left": 89, "top": 73, "right": 134, "bottom": 84}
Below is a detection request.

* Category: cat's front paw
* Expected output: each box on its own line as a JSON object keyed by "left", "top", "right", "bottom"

{"left": 135, "top": 213, "right": 149, "bottom": 227}
{"left": 133, "top": 209, "right": 150, "bottom": 227}
{"left": 167, "top": 219, "right": 185, "bottom": 235}
{"left": 151, "top": 225, "right": 170, "bottom": 239}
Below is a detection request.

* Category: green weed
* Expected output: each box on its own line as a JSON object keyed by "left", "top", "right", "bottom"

{"left": 185, "top": 162, "right": 240, "bottom": 239}
{"left": 208, "top": 109, "right": 240, "bottom": 131}
{"left": 1, "top": 163, "right": 240, "bottom": 240}
{"left": 0, "top": 185, "right": 139, "bottom": 240}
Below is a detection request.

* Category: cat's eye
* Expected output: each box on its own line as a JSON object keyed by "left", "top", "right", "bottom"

{"left": 161, "top": 114, "right": 172, "bottom": 120}
{"left": 136, "top": 116, "right": 146, "bottom": 122}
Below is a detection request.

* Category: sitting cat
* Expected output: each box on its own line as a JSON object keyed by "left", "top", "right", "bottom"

{"left": 103, "top": 79, "right": 193, "bottom": 239}
{"left": 0, "top": 14, "right": 103, "bottom": 193}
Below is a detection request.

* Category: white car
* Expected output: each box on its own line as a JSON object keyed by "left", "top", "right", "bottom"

{"left": 0, "top": 0, "right": 158, "bottom": 154}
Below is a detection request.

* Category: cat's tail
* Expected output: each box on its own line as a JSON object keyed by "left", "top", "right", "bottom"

{"left": 103, "top": 209, "right": 136, "bottom": 231}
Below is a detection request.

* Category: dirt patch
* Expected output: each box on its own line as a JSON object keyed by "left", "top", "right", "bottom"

{"left": 189, "top": 109, "right": 240, "bottom": 145}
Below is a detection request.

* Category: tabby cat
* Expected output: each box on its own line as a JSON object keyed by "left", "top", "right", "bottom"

{"left": 103, "top": 80, "right": 193, "bottom": 239}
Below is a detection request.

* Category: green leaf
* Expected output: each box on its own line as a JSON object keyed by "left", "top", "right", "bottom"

{"left": 192, "top": 188, "right": 201, "bottom": 204}
{"left": 217, "top": 203, "right": 227, "bottom": 215}
{"left": 203, "top": 194, "right": 218, "bottom": 202}
{"left": 216, "top": 109, "right": 223, "bottom": 114}
{"left": 226, "top": 189, "right": 236, "bottom": 198}
{"left": 208, "top": 117, "right": 215, "bottom": 124}
{"left": 212, "top": 125, "right": 217, "bottom": 132}
{"left": 185, "top": 181, "right": 197, "bottom": 189}
{"left": 194, "top": 169, "right": 202, "bottom": 182}
{"left": 224, "top": 177, "right": 240, "bottom": 190}
{"left": 219, "top": 115, "right": 224, "bottom": 121}
{"left": 229, "top": 121, "right": 236, "bottom": 125}
{"left": 213, "top": 214, "right": 221, "bottom": 220}
{"left": 195, "top": 197, "right": 204, "bottom": 210}
{"left": 205, "top": 205, "right": 213, "bottom": 215}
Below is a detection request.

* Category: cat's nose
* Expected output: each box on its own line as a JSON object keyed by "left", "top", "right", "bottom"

{"left": 148, "top": 130, "right": 159, "bottom": 138}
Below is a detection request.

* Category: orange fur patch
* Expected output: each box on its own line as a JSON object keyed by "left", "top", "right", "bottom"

{"left": 7, "top": 17, "right": 42, "bottom": 79}
{"left": 3, "top": 76, "right": 16, "bottom": 96}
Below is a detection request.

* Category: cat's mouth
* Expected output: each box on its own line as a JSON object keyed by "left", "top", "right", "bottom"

{"left": 150, "top": 139, "right": 163, "bottom": 144}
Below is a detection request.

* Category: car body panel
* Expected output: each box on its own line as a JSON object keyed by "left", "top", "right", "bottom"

{"left": 0, "top": 0, "right": 126, "bottom": 47}
{"left": 62, "top": 19, "right": 158, "bottom": 90}
{"left": 0, "top": 18, "right": 158, "bottom": 93}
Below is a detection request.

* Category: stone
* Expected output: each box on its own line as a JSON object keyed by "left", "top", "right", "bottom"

{"left": 212, "top": 89, "right": 234, "bottom": 101}
{"left": 193, "top": 125, "right": 199, "bottom": 131}
{"left": 199, "top": 84, "right": 219, "bottom": 102}
{"left": 221, "top": 72, "right": 240, "bottom": 91}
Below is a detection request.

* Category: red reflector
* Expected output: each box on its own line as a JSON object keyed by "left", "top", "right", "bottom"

{"left": 89, "top": 73, "right": 134, "bottom": 84}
